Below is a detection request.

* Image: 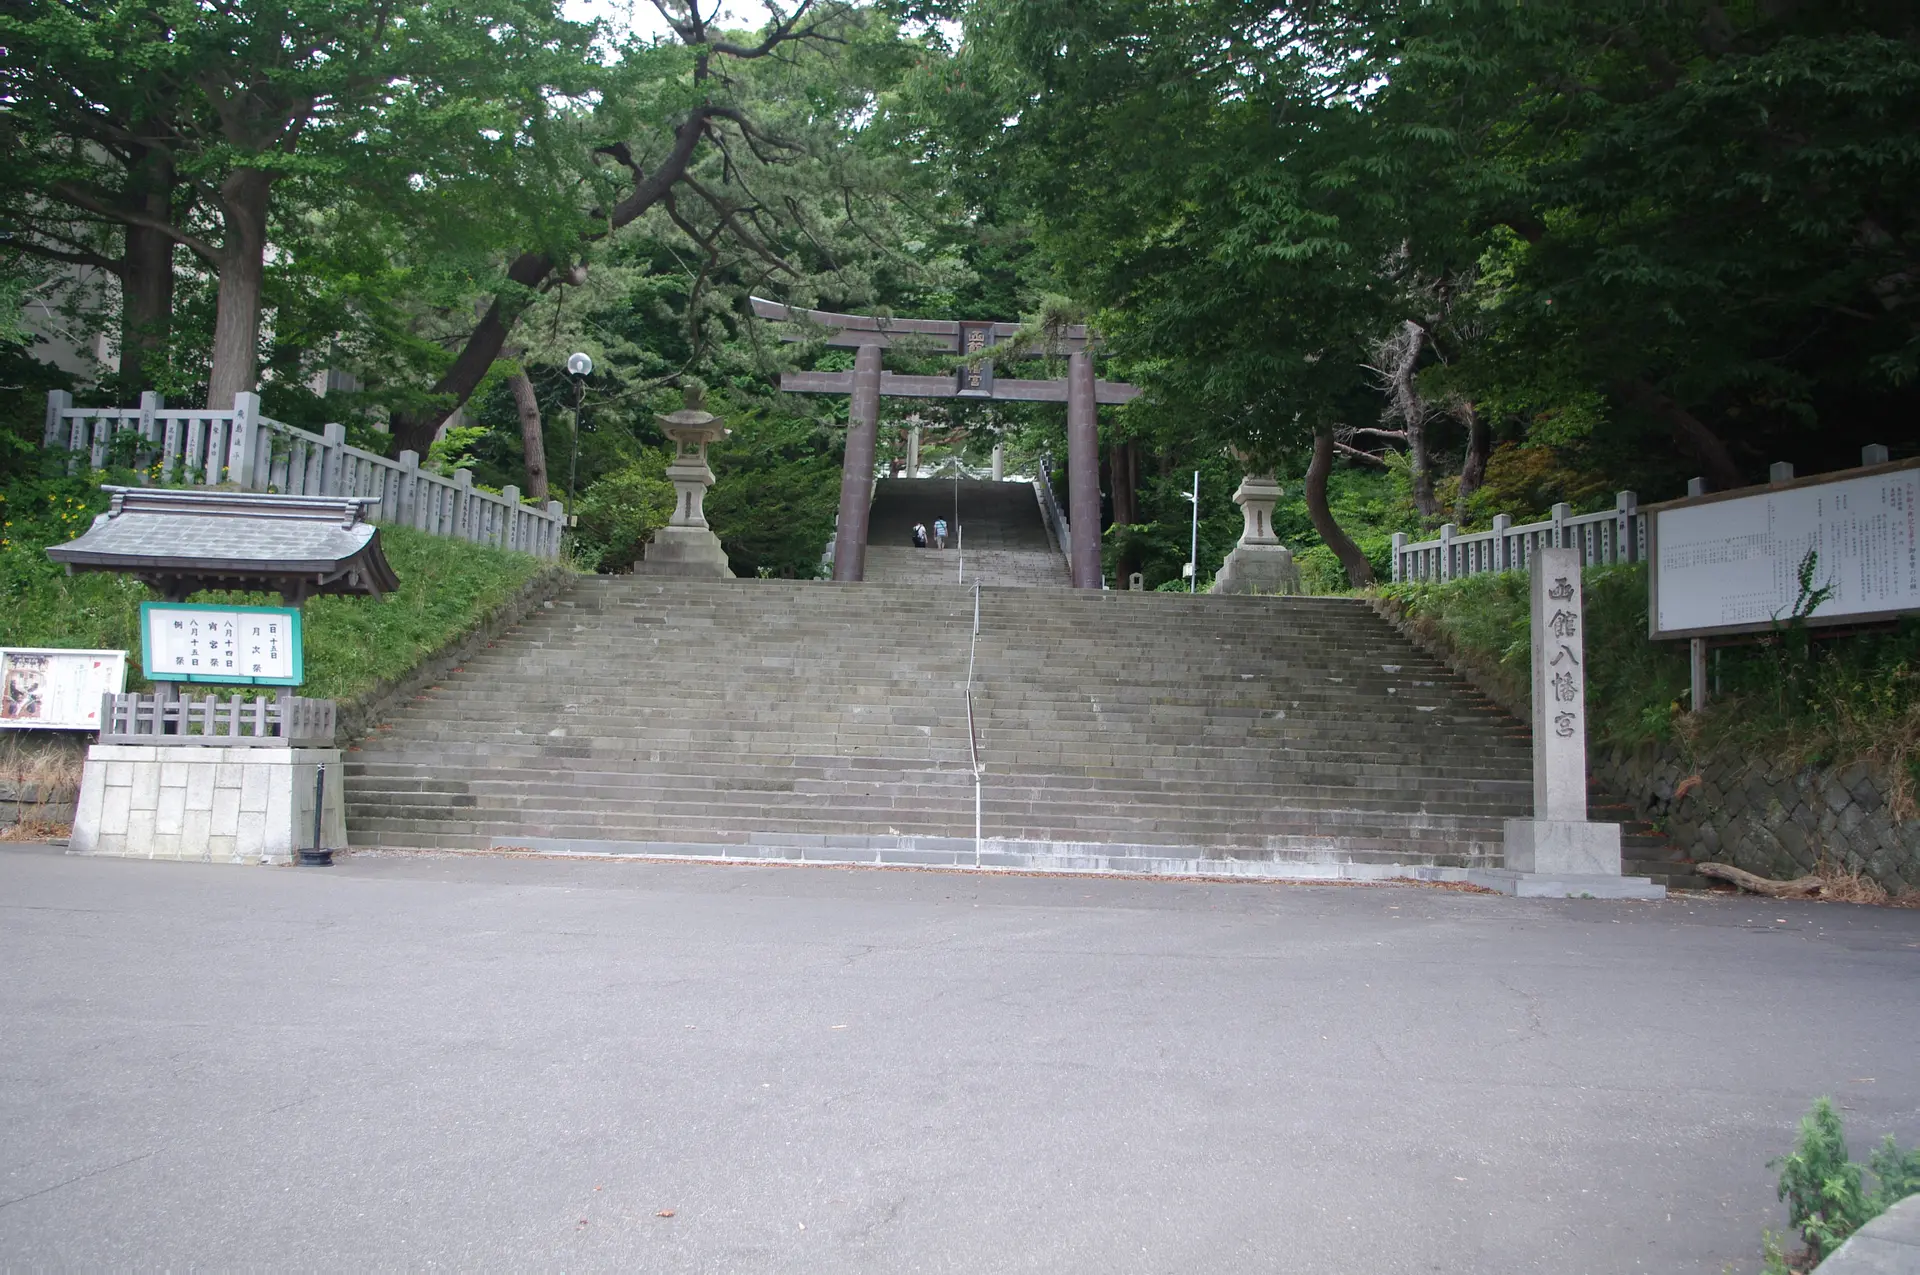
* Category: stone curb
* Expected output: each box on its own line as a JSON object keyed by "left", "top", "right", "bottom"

{"left": 433, "top": 834, "right": 1525, "bottom": 887}
{"left": 1814, "top": 1192, "right": 1920, "bottom": 1273}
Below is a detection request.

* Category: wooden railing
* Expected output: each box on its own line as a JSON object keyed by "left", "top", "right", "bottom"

{"left": 46, "top": 390, "right": 566, "bottom": 559}
{"left": 99, "top": 692, "right": 336, "bottom": 747}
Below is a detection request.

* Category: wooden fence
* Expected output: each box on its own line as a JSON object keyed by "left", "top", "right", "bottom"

{"left": 1391, "top": 494, "right": 1645, "bottom": 583}
{"left": 99, "top": 692, "right": 336, "bottom": 746}
{"left": 1391, "top": 446, "right": 1894, "bottom": 584}
{"left": 46, "top": 390, "right": 566, "bottom": 559}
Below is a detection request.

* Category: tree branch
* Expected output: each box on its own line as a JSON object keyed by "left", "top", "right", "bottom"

{"left": 48, "top": 180, "right": 217, "bottom": 264}
{"left": 1333, "top": 441, "right": 1388, "bottom": 467}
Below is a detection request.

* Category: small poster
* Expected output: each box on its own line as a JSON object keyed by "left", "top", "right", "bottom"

{"left": 0, "top": 648, "right": 127, "bottom": 730}
{"left": 140, "top": 602, "right": 303, "bottom": 686}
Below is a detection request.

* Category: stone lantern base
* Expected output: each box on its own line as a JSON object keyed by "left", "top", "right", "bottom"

{"left": 1211, "top": 474, "right": 1300, "bottom": 595}
{"left": 639, "top": 525, "right": 735, "bottom": 577}
{"left": 1212, "top": 544, "right": 1300, "bottom": 595}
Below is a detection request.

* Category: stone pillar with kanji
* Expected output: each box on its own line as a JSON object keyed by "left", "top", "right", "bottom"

{"left": 1499, "top": 546, "right": 1633, "bottom": 882}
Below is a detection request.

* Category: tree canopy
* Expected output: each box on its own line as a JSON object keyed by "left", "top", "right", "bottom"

{"left": 4, "top": 0, "right": 1915, "bottom": 585}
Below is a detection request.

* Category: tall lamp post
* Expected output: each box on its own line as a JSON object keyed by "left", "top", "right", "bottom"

{"left": 566, "top": 351, "right": 593, "bottom": 514}
{"left": 1186, "top": 470, "right": 1200, "bottom": 593}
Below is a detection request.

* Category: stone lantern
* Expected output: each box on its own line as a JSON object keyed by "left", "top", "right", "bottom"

{"left": 638, "top": 389, "right": 734, "bottom": 578}
{"left": 1211, "top": 474, "right": 1300, "bottom": 595}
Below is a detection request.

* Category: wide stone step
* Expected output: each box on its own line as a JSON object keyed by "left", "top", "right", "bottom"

{"left": 339, "top": 569, "right": 1542, "bottom": 865}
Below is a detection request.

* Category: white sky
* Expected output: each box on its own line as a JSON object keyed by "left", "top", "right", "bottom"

{"left": 560, "top": 1, "right": 762, "bottom": 44}
{"left": 561, "top": 2, "right": 958, "bottom": 50}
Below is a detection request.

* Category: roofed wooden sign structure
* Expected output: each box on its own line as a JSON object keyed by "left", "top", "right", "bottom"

{"left": 751, "top": 297, "right": 1139, "bottom": 587}
{"left": 47, "top": 488, "right": 400, "bottom": 604}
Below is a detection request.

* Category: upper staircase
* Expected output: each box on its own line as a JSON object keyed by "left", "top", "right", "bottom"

{"left": 861, "top": 477, "right": 1070, "bottom": 588}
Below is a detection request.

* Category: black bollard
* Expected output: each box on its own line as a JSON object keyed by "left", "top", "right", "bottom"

{"left": 298, "top": 763, "right": 333, "bottom": 866}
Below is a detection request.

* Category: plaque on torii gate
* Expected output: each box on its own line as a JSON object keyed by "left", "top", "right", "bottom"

{"left": 749, "top": 297, "right": 1140, "bottom": 587}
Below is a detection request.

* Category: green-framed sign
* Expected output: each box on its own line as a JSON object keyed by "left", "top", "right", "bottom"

{"left": 140, "top": 602, "right": 303, "bottom": 686}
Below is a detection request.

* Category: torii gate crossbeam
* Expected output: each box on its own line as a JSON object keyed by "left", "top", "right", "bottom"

{"left": 751, "top": 297, "right": 1139, "bottom": 587}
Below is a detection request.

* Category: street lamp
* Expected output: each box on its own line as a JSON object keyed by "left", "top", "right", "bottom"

{"left": 1185, "top": 470, "right": 1200, "bottom": 593}
{"left": 566, "top": 352, "right": 592, "bottom": 515}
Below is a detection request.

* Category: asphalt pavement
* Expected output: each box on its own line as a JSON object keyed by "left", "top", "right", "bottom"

{"left": 3, "top": 844, "right": 1917, "bottom": 1273}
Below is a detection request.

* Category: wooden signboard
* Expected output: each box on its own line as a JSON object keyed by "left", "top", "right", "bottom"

{"left": 1647, "top": 458, "right": 1920, "bottom": 639}
{"left": 141, "top": 602, "right": 303, "bottom": 686}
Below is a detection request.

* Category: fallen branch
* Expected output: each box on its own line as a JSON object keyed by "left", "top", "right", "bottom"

{"left": 1695, "top": 862, "right": 1822, "bottom": 897}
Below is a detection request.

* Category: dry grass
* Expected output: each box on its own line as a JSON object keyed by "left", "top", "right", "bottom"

{"left": 0, "top": 817, "right": 70, "bottom": 841}
{"left": 0, "top": 734, "right": 85, "bottom": 795}
{"left": 1811, "top": 861, "right": 1890, "bottom": 906}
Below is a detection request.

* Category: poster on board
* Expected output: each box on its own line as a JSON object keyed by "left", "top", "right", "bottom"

{"left": 140, "top": 602, "right": 303, "bottom": 686}
{"left": 0, "top": 648, "right": 127, "bottom": 730}
{"left": 1649, "top": 460, "right": 1920, "bottom": 639}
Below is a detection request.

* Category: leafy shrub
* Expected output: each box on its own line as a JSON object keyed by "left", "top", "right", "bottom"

{"left": 1768, "top": 1098, "right": 1920, "bottom": 1267}
{"left": 1377, "top": 564, "right": 1920, "bottom": 785}
{"left": 571, "top": 456, "right": 675, "bottom": 573}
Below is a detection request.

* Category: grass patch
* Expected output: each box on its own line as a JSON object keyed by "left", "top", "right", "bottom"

{"left": 1377, "top": 564, "right": 1920, "bottom": 798}
{"left": 0, "top": 499, "right": 556, "bottom": 703}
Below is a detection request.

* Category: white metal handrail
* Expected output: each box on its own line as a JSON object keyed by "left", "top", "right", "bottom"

{"left": 965, "top": 579, "right": 984, "bottom": 865}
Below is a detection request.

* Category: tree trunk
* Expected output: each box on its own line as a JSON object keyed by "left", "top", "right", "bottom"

{"left": 118, "top": 148, "right": 174, "bottom": 398}
{"left": 205, "top": 169, "right": 274, "bottom": 411}
{"left": 389, "top": 249, "right": 554, "bottom": 454}
{"left": 1455, "top": 402, "right": 1490, "bottom": 523}
{"left": 1387, "top": 320, "right": 1440, "bottom": 526}
{"left": 1620, "top": 379, "right": 1744, "bottom": 491}
{"left": 1307, "top": 426, "right": 1375, "bottom": 588}
{"left": 508, "top": 369, "right": 548, "bottom": 499}
{"left": 1108, "top": 442, "right": 1135, "bottom": 529}
{"left": 386, "top": 109, "right": 717, "bottom": 454}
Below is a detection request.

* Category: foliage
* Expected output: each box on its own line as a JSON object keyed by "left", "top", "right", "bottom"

{"left": 1770, "top": 1097, "right": 1920, "bottom": 1265}
{"left": 0, "top": 463, "right": 550, "bottom": 703}
{"left": 705, "top": 408, "right": 843, "bottom": 579}
{"left": 0, "top": 0, "right": 602, "bottom": 405}
{"left": 571, "top": 455, "right": 676, "bottom": 574}
{"left": 1378, "top": 565, "right": 1920, "bottom": 787}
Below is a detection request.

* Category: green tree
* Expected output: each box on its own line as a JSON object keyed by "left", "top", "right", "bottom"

{"left": 0, "top": 0, "right": 598, "bottom": 408}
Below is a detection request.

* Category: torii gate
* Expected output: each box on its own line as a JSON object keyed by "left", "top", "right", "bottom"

{"left": 750, "top": 297, "right": 1140, "bottom": 588}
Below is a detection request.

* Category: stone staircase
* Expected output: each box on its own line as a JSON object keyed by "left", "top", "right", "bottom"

{"left": 345, "top": 578, "right": 1541, "bottom": 871}
{"left": 861, "top": 478, "right": 1071, "bottom": 588}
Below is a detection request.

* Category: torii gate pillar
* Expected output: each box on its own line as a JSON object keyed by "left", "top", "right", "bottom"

{"left": 1066, "top": 351, "right": 1102, "bottom": 588}
{"left": 833, "top": 343, "right": 883, "bottom": 583}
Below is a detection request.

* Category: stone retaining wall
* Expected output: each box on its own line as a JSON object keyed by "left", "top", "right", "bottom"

{"left": 1594, "top": 744, "right": 1916, "bottom": 895}
{"left": 0, "top": 781, "right": 77, "bottom": 830}
{"left": 1370, "top": 592, "right": 1918, "bottom": 895}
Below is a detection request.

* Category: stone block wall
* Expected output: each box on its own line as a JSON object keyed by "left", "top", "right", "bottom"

{"left": 71, "top": 745, "right": 347, "bottom": 864}
{"left": 1594, "top": 744, "right": 1917, "bottom": 895}
{"left": 0, "top": 781, "right": 77, "bottom": 829}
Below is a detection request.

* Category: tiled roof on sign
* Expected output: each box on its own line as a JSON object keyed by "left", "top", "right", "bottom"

{"left": 47, "top": 488, "right": 400, "bottom": 602}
